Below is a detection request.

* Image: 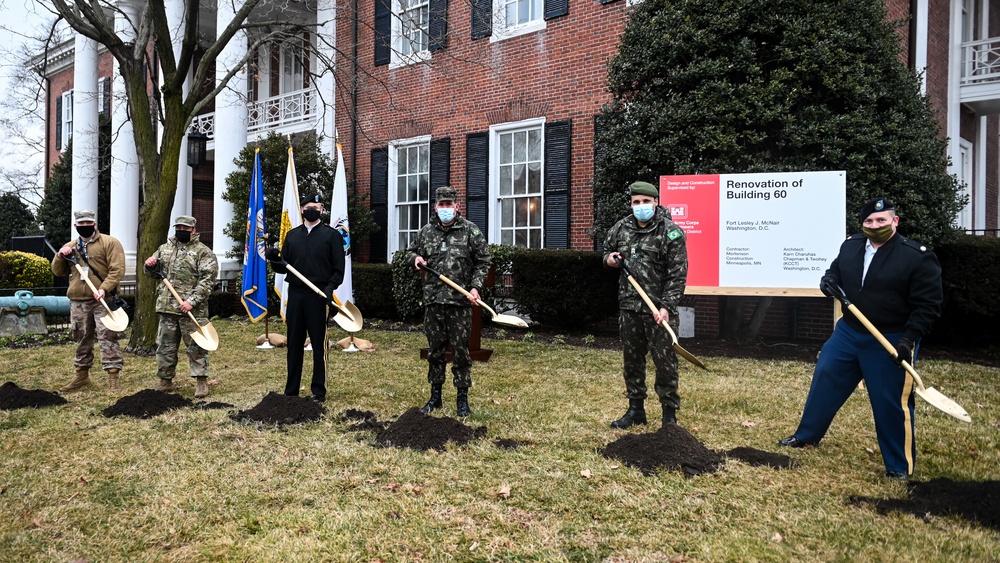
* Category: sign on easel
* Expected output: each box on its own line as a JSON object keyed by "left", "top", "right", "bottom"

{"left": 660, "top": 171, "right": 846, "bottom": 295}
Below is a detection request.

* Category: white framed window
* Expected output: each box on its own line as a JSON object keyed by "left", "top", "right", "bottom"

{"left": 279, "top": 38, "right": 307, "bottom": 94}
{"left": 60, "top": 90, "right": 74, "bottom": 151}
{"left": 391, "top": 0, "right": 431, "bottom": 67}
{"left": 957, "top": 138, "right": 973, "bottom": 230}
{"left": 491, "top": 0, "right": 545, "bottom": 41}
{"left": 389, "top": 136, "right": 431, "bottom": 255}
{"left": 490, "top": 119, "right": 544, "bottom": 248}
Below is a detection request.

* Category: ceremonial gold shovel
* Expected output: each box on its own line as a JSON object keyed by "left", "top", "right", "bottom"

{"left": 65, "top": 253, "right": 129, "bottom": 331}
{"left": 831, "top": 285, "right": 970, "bottom": 423}
{"left": 614, "top": 255, "right": 706, "bottom": 370}
{"left": 281, "top": 262, "right": 364, "bottom": 333}
{"left": 418, "top": 263, "right": 529, "bottom": 328}
{"left": 160, "top": 278, "right": 220, "bottom": 351}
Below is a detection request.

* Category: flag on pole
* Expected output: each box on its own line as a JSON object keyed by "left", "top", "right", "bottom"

{"left": 275, "top": 145, "right": 302, "bottom": 319}
{"left": 241, "top": 149, "right": 269, "bottom": 321}
{"left": 330, "top": 142, "right": 353, "bottom": 305}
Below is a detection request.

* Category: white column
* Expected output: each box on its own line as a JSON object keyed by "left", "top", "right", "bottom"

{"left": 915, "top": 0, "right": 929, "bottom": 94}
{"left": 71, "top": 34, "right": 99, "bottom": 233}
{"left": 110, "top": 0, "right": 141, "bottom": 276}
{"left": 317, "top": 0, "right": 336, "bottom": 157}
{"left": 165, "top": 0, "right": 191, "bottom": 220}
{"left": 213, "top": 0, "right": 248, "bottom": 279}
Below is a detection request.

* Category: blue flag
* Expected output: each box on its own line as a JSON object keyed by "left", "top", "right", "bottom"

{"left": 241, "top": 149, "right": 268, "bottom": 321}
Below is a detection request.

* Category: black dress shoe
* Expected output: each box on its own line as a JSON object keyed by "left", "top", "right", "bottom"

{"left": 778, "top": 436, "right": 808, "bottom": 448}
{"left": 885, "top": 471, "right": 909, "bottom": 481}
{"left": 309, "top": 396, "right": 325, "bottom": 404}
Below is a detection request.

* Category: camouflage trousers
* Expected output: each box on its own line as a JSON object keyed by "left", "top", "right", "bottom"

{"left": 70, "top": 299, "right": 124, "bottom": 371}
{"left": 424, "top": 304, "right": 473, "bottom": 388}
{"left": 156, "top": 313, "right": 210, "bottom": 379}
{"left": 619, "top": 309, "right": 680, "bottom": 409}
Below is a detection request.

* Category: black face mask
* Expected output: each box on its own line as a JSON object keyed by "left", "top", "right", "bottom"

{"left": 302, "top": 208, "right": 322, "bottom": 222}
{"left": 76, "top": 225, "right": 95, "bottom": 239}
{"left": 175, "top": 230, "right": 192, "bottom": 243}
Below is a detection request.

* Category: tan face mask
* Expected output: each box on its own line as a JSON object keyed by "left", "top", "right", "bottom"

{"left": 862, "top": 224, "right": 893, "bottom": 244}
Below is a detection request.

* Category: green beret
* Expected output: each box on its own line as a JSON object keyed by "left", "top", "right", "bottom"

{"left": 629, "top": 181, "right": 659, "bottom": 198}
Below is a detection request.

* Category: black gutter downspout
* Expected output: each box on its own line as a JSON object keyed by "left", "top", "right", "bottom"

{"left": 908, "top": 0, "right": 917, "bottom": 70}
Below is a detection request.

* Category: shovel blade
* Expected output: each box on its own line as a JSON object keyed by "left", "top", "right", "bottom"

{"left": 331, "top": 301, "right": 364, "bottom": 333}
{"left": 674, "top": 343, "right": 708, "bottom": 370}
{"left": 915, "top": 386, "right": 972, "bottom": 423}
{"left": 100, "top": 308, "right": 130, "bottom": 332}
{"left": 490, "top": 313, "right": 529, "bottom": 328}
{"left": 189, "top": 321, "right": 220, "bottom": 351}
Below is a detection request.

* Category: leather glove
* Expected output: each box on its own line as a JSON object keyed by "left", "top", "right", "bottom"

{"left": 819, "top": 275, "right": 838, "bottom": 298}
{"left": 893, "top": 338, "right": 914, "bottom": 366}
{"left": 323, "top": 284, "right": 337, "bottom": 299}
{"left": 265, "top": 247, "right": 282, "bottom": 263}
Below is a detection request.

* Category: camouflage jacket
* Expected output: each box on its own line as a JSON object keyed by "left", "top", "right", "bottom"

{"left": 149, "top": 234, "right": 218, "bottom": 317}
{"left": 51, "top": 232, "right": 126, "bottom": 301}
{"left": 603, "top": 206, "right": 688, "bottom": 315}
{"left": 404, "top": 213, "right": 492, "bottom": 307}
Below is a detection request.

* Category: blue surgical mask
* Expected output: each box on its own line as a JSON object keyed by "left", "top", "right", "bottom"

{"left": 633, "top": 204, "right": 655, "bottom": 223}
{"left": 437, "top": 208, "right": 456, "bottom": 223}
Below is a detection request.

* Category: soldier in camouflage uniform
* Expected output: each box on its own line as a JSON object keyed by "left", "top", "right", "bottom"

{"left": 405, "top": 186, "right": 492, "bottom": 417}
{"left": 143, "top": 216, "right": 219, "bottom": 398}
{"left": 52, "top": 209, "right": 127, "bottom": 392}
{"left": 603, "top": 181, "right": 689, "bottom": 428}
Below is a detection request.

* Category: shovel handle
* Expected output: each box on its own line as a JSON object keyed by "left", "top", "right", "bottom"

{"left": 281, "top": 263, "right": 354, "bottom": 321}
{"left": 612, "top": 256, "right": 676, "bottom": 343}
{"left": 71, "top": 263, "right": 116, "bottom": 316}
{"left": 417, "top": 262, "right": 483, "bottom": 305}
{"left": 160, "top": 277, "right": 207, "bottom": 329}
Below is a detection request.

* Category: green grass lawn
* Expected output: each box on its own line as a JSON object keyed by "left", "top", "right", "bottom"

{"left": 1, "top": 319, "right": 997, "bottom": 562}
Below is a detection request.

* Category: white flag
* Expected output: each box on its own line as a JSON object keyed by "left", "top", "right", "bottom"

{"left": 330, "top": 142, "right": 353, "bottom": 305}
{"left": 275, "top": 146, "right": 302, "bottom": 319}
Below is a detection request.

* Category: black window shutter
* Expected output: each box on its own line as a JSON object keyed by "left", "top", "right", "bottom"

{"left": 465, "top": 132, "right": 489, "bottom": 236}
{"left": 370, "top": 148, "right": 390, "bottom": 262}
{"left": 470, "top": 0, "right": 492, "bottom": 40}
{"left": 102, "top": 77, "right": 112, "bottom": 116}
{"left": 428, "top": 0, "right": 448, "bottom": 52}
{"left": 544, "top": 120, "right": 571, "bottom": 249}
{"left": 544, "top": 0, "right": 569, "bottom": 20}
{"left": 55, "top": 95, "right": 63, "bottom": 150}
{"left": 429, "top": 137, "right": 451, "bottom": 210}
{"left": 374, "top": 0, "right": 391, "bottom": 66}
{"left": 592, "top": 114, "right": 605, "bottom": 251}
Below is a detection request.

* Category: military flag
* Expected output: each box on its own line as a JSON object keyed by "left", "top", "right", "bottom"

{"left": 275, "top": 145, "right": 302, "bottom": 319}
{"left": 330, "top": 142, "right": 353, "bottom": 305}
{"left": 240, "top": 148, "right": 268, "bottom": 321}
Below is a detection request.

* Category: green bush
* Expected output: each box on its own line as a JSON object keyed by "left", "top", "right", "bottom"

{"left": 927, "top": 234, "right": 1000, "bottom": 346}
{"left": 0, "top": 251, "right": 55, "bottom": 289}
{"left": 208, "top": 292, "right": 240, "bottom": 318}
{"left": 390, "top": 250, "right": 424, "bottom": 321}
{"left": 510, "top": 249, "right": 619, "bottom": 329}
{"left": 353, "top": 263, "right": 398, "bottom": 319}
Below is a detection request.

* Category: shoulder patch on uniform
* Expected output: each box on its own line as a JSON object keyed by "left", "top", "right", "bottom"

{"left": 667, "top": 229, "right": 683, "bottom": 240}
{"left": 471, "top": 226, "right": 481, "bottom": 236}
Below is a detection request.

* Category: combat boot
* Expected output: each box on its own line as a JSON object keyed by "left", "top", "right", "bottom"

{"left": 106, "top": 368, "right": 121, "bottom": 392}
{"left": 419, "top": 383, "right": 443, "bottom": 414}
{"left": 155, "top": 378, "right": 175, "bottom": 393}
{"left": 60, "top": 367, "right": 91, "bottom": 392}
{"left": 611, "top": 398, "right": 647, "bottom": 429}
{"left": 662, "top": 406, "right": 677, "bottom": 426}
{"left": 456, "top": 387, "right": 472, "bottom": 417}
{"left": 194, "top": 377, "right": 210, "bottom": 399}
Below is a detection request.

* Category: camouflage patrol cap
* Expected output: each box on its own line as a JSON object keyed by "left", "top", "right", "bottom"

{"left": 629, "top": 181, "right": 659, "bottom": 198}
{"left": 436, "top": 186, "right": 457, "bottom": 202}
{"left": 74, "top": 209, "right": 96, "bottom": 223}
{"left": 859, "top": 197, "right": 895, "bottom": 220}
{"left": 173, "top": 215, "right": 196, "bottom": 228}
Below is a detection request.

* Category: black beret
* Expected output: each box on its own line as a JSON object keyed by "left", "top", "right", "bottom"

{"left": 300, "top": 194, "right": 322, "bottom": 206}
{"left": 859, "top": 197, "right": 895, "bottom": 220}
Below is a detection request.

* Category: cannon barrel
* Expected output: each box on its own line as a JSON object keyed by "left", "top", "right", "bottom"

{"left": 0, "top": 290, "right": 71, "bottom": 316}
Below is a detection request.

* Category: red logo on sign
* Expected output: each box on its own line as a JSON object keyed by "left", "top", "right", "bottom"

{"left": 668, "top": 204, "right": 688, "bottom": 220}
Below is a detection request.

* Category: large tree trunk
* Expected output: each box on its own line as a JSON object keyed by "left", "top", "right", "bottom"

{"left": 720, "top": 295, "right": 774, "bottom": 342}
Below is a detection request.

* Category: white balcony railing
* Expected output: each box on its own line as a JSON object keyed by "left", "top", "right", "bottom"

{"left": 186, "top": 87, "right": 319, "bottom": 140}
{"left": 248, "top": 87, "right": 319, "bottom": 132}
{"left": 961, "top": 37, "right": 1000, "bottom": 85}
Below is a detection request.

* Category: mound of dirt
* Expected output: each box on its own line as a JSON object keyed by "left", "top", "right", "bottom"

{"left": 725, "top": 447, "right": 797, "bottom": 469}
{"left": 0, "top": 381, "right": 68, "bottom": 410}
{"left": 340, "top": 408, "right": 388, "bottom": 432}
{"left": 102, "top": 389, "right": 192, "bottom": 419}
{"left": 601, "top": 425, "right": 723, "bottom": 476}
{"left": 375, "top": 407, "right": 486, "bottom": 451}
{"left": 230, "top": 392, "right": 325, "bottom": 425}
{"left": 848, "top": 478, "right": 1000, "bottom": 531}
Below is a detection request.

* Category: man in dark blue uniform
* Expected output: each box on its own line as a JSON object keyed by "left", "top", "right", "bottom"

{"left": 267, "top": 194, "right": 345, "bottom": 403}
{"left": 779, "top": 197, "right": 942, "bottom": 480}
